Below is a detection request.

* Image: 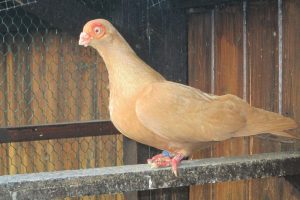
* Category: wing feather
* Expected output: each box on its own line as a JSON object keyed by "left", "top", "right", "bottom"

{"left": 135, "top": 81, "right": 247, "bottom": 143}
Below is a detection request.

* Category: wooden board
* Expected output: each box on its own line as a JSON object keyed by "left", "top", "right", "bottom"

{"left": 247, "top": 1, "right": 283, "bottom": 199}
{"left": 281, "top": 0, "right": 300, "bottom": 199}
{"left": 187, "top": 0, "right": 300, "bottom": 199}
{"left": 213, "top": 3, "right": 249, "bottom": 200}
{"left": 188, "top": 12, "right": 213, "bottom": 200}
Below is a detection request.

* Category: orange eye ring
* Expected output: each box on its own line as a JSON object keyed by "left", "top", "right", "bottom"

{"left": 94, "top": 27, "right": 102, "bottom": 34}
{"left": 91, "top": 23, "right": 106, "bottom": 38}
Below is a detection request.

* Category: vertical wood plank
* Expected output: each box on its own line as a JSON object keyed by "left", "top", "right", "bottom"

{"left": 77, "top": 37, "right": 96, "bottom": 172}
{"left": 61, "top": 34, "right": 79, "bottom": 171}
{"left": 248, "top": 0, "right": 278, "bottom": 112}
{"left": 16, "top": 38, "right": 32, "bottom": 174}
{"left": 188, "top": 1, "right": 300, "bottom": 200}
{"left": 45, "top": 31, "right": 61, "bottom": 172}
{"left": 214, "top": 5, "right": 244, "bottom": 97}
{"left": 23, "top": 38, "right": 35, "bottom": 174}
{"left": 0, "top": 43, "right": 8, "bottom": 175}
{"left": 282, "top": 0, "right": 300, "bottom": 140}
{"left": 0, "top": 43, "right": 5, "bottom": 126}
{"left": 213, "top": 4, "right": 249, "bottom": 200}
{"left": 281, "top": 0, "right": 300, "bottom": 199}
{"left": 247, "top": 1, "right": 282, "bottom": 199}
{"left": 95, "top": 51, "right": 112, "bottom": 173}
{"left": 30, "top": 33, "right": 48, "bottom": 173}
{"left": 188, "top": 13, "right": 212, "bottom": 92}
{"left": 188, "top": 12, "right": 213, "bottom": 200}
{"left": 41, "top": 37, "right": 58, "bottom": 173}
{"left": 6, "top": 41, "right": 19, "bottom": 174}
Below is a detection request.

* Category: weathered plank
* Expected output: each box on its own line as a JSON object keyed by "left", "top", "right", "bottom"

{"left": 213, "top": 3, "right": 249, "bottom": 200}
{"left": 0, "top": 152, "right": 299, "bottom": 200}
{"left": 0, "top": 120, "right": 119, "bottom": 143}
{"left": 188, "top": 13, "right": 212, "bottom": 93}
{"left": 282, "top": 0, "right": 300, "bottom": 199}
{"left": 187, "top": 0, "right": 300, "bottom": 199}
{"left": 247, "top": 1, "right": 282, "bottom": 199}
{"left": 282, "top": 0, "right": 300, "bottom": 142}
{"left": 188, "top": 11, "right": 213, "bottom": 200}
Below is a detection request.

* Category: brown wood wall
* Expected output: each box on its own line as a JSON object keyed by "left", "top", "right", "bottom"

{"left": 188, "top": 0, "right": 300, "bottom": 199}
{"left": 0, "top": 31, "right": 123, "bottom": 199}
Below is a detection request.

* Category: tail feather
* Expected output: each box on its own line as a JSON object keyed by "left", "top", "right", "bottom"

{"left": 237, "top": 108, "right": 298, "bottom": 139}
{"left": 256, "top": 134, "right": 298, "bottom": 144}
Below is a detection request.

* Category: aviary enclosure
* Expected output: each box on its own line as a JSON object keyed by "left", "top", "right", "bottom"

{"left": 0, "top": 0, "right": 299, "bottom": 199}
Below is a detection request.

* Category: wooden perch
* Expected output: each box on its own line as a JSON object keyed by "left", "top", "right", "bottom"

{"left": 0, "top": 120, "right": 119, "bottom": 143}
{"left": 0, "top": 151, "right": 299, "bottom": 199}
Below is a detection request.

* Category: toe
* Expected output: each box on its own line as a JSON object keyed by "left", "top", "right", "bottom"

{"left": 171, "top": 153, "right": 185, "bottom": 176}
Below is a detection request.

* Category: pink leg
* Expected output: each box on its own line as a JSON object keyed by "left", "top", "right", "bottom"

{"left": 147, "top": 151, "right": 185, "bottom": 176}
{"left": 150, "top": 156, "right": 172, "bottom": 168}
{"left": 147, "top": 153, "right": 172, "bottom": 168}
{"left": 147, "top": 154, "right": 164, "bottom": 164}
{"left": 171, "top": 153, "right": 185, "bottom": 176}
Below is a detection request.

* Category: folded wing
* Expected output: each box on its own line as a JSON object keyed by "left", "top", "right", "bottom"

{"left": 135, "top": 81, "right": 248, "bottom": 143}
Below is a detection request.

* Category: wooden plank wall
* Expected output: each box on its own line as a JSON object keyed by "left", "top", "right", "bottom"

{"left": 188, "top": 0, "right": 300, "bottom": 199}
{"left": 108, "top": 1, "right": 189, "bottom": 199}
{"left": 1, "top": 1, "right": 188, "bottom": 199}
{"left": 0, "top": 22, "right": 123, "bottom": 200}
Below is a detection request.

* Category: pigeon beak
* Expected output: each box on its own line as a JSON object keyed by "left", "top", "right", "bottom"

{"left": 79, "top": 32, "right": 92, "bottom": 47}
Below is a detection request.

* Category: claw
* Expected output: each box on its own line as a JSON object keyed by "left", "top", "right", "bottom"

{"left": 147, "top": 153, "right": 164, "bottom": 164}
{"left": 150, "top": 156, "right": 172, "bottom": 168}
{"left": 171, "top": 154, "right": 184, "bottom": 177}
{"left": 147, "top": 151, "right": 185, "bottom": 176}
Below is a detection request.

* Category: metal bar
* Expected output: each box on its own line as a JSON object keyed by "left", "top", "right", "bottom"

{"left": 242, "top": 0, "right": 247, "bottom": 101}
{"left": 0, "top": 120, "right": 119, "bottom": 143}
{"left": 175, "top": 0, "right": 241, "bottom": 8}
{"left": 211, "top": 9, "right": 215, "bottom": 94}
{"left": 0, "top": 151, "right": 299, "bottom": 199}
{"left": 278, "top": 0, "right": 283, "bottom": 114}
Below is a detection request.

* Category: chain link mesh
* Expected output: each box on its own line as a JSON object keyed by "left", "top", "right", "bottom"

{"left": 0, "top": 0, "right": 37, "bottom": 12}
{"left": 0, "top": 5, "right": 123, "bottom": 200}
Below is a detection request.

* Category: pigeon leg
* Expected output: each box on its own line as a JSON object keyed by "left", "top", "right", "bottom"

{"left": 147, "top": 153, "right": 164, "bottom": 164}
{"left": 147, "top": 151, "right": 185, "bottom": 176}
{"left": 171, "top": 153, "right": 185, "bottom": 176}
{"left": 147, "top": 150, "right": 173, "bottom": 168}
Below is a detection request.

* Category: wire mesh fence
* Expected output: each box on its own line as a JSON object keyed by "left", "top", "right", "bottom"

{"left": 0, "top": 0, "right": 37, "bottom": 12}
{"left": 0, "top": 4, "right": 123, "bottom": 200}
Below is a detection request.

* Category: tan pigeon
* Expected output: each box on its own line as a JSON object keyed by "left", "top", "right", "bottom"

{"left": 79, "top": 19, "right": 298, "bottom": 176}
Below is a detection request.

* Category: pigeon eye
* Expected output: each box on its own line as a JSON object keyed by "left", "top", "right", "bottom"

{"left": 94, "top": 27, "right": 102, "bottom": 34}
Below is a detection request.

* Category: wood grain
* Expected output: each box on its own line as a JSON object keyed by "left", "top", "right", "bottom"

{"left": 188, "top": 0, "right": 300, "bottom": 199}
{"left": 281, "top": 0, "right": 300, "bottom": 199}
{"left": 247, "top": 1, "right": 282, "bottom": 199}
{"left": 0, "top": 29, "right": 119, "bottom": 176}
{"left": 213, "top": 4, "right": 249, "bottom": 200}
{"left": 188, "top": 12, "right": 213, "bottom": 200}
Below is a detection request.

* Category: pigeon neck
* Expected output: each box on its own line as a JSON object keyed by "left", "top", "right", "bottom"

{"left": 94, "top": 34, "right": 165, "bottom": 97}
{"left": 95, "top": 34, "right": 140, "bottom": 73}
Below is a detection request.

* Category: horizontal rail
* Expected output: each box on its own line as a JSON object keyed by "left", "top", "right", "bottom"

{"left": 0, "top": 151, "right": 300, "bottom": 199}
{"left": 174, "top": 0, "right": 240, "bottom": 8}
{"left": 0, "top": 120, "right": 119, "bottom": 143}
